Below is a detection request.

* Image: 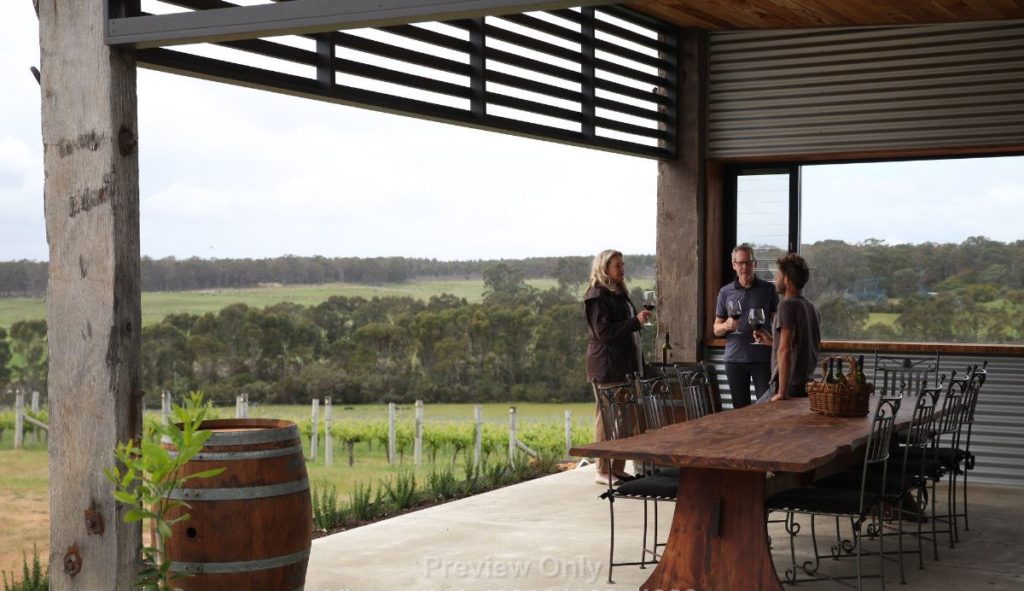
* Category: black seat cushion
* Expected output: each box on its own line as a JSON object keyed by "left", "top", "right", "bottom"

{"left": 901, "top": 457, "right": 948, "bottom": 480}
{"left": 932, "top": 446, "right": 973, "bottom": 471}
{"left": 814, "top": 468, "right": 924, "bottom": 495}
{"left": 614, "top": 475, "right": 678, "bottom": 499}
{"left": 767, "top": 487, "right": 880, "bottom": 516}
{"left": 653, "top": 466, "right": 680, "bottom": 478}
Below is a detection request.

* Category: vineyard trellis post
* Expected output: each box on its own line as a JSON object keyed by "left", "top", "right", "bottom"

{"left": 564, "top": 410, "right": 572, "bottom": 457}
{"left": 473, "top": 405, "right": 482, "bottom": 469}
{"left": 161, "top": 390, "right": 171, "bottom": 426}
{"left": 324, "top": 396, "right": 333, "bottom": 467}
{"left": 14, "top": 391, "right": 24, "bottom": 450}
{"left": 508, "top": 406, "right": 538, "bottom": 466}
{"left": 30, "top": 391, "right": 41, "bottom": 446}
{"left": 235, "top": 392, "right": 249, "bottom": 418}
{"left": 414, "top": 400, "right": 423, "bottom": 466}
{"left": 388, "top": 402, "right": 396, "bottom": 465}
{"left": 311, "top": 398, "right": 320, "bottom": 461}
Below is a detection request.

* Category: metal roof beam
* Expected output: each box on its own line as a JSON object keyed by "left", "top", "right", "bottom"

{"left": 106, "top": 0, "right": 617, "bottom": 48}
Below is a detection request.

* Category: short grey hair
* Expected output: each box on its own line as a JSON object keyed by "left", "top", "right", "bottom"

{"left": 731, "top": 243, "right": 756, "bottom": 263}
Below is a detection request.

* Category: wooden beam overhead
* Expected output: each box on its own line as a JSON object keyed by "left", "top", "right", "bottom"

{"left": 106, "top": 0, "right": 617, "bottom": 48}
{"left": 628, "top": 0, "right": 1024, "bottom": 30}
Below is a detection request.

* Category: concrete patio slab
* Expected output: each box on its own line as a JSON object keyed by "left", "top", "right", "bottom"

{"left": 305, "top": 465, "right": 1023, "bottom": 591}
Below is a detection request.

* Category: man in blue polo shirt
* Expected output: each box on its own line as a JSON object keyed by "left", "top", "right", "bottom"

{"left": 713, "top": 244, "right": 778, "bottom": 409}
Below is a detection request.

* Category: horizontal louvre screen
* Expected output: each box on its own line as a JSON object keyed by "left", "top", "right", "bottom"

{"left": 130, "top": 2, "right": 678, "bottom": 158}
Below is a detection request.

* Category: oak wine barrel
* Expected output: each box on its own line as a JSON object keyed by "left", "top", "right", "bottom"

{"left": 164, "top": 418, "right": 312, "bottom": 591}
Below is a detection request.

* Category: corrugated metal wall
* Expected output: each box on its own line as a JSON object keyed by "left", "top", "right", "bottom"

{"left": 707, "top": 21, "right": 1024, "bottom": 158}
{"left": 707, "top": 347, "right": 1024, "bottom": 486}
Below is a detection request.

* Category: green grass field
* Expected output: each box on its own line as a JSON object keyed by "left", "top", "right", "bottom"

{"left": 0, "top": 278, "right": 581, "bottom": 329}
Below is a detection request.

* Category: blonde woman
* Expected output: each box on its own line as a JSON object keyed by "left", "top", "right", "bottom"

{"left": 584, "top": 249, "right": 650, "bottom": 485}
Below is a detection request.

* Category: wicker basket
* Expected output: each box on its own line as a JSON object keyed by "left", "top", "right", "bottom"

{"left": 807, "top": 356, "right": 874, "bottom": 417}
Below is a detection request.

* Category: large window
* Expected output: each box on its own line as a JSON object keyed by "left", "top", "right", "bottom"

{"left": 726, "top": 156, "right": 1024, "bottom": 345}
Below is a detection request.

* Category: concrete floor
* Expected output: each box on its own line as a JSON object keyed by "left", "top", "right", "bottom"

{"left": 305, "top": 464, "right": 1024, "bottom": 591}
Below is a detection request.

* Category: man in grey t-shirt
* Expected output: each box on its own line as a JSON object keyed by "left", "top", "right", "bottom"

{"left": 713, "top": 244, "right": 778, "bottom": 408}
{"left": 753, "top": 253, "right": 821, "bottom": 400}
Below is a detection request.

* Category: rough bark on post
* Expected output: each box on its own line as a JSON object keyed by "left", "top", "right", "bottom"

{"left": 657, "top": 29, "right": 708, "bottom": 363}
{"left": 473, "top": 405, "right": 482, "bottom": 469}
{"left": 387, "top": 402, "right": 396, "bottom": 465}
{"left": 40, "top": 1, "right": 142, "bottom": 588}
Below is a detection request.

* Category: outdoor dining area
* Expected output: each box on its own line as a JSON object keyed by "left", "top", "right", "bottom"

{"left": 571, "top": 356, "right": 992, "bottom": 590}
{"left": 300, "top": 355, "right": 1021, "bottom": 591}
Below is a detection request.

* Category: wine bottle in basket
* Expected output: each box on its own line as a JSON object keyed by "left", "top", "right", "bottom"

{"left": 856, "top": 355, "right": 866, "bottom": 385}
{"left": 820, "top": 360, "right": 829, "bottom": 383}
{"left": 825, "top": 359, "right": 836, "bottom": 384}
{"left": 836, "top": 359, "right": 846, "bottom": 385}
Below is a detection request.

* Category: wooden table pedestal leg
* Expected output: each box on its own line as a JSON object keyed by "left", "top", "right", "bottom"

{"left": 640, "top": 468, "right": 782, "bottom": 591}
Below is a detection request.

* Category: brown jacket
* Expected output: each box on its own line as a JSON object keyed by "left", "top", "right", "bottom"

{"left": 585, "top": 285, "right": 642, "bottom": 383}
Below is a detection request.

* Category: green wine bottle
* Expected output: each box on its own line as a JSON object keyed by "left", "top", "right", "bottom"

{"left": 836, "top": 359, "right": 847, "bottom": 385}
{"left": 825, "top": 359, "right": 836, "bottom": 384}
{"left": 856, "top": 355, "right": 866, "bottom": 385}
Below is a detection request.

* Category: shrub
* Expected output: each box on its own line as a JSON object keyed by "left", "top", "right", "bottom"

{"left": 2, "top": 544, "right": 47, "bottom": 591}
{"left": 382, "top": 471, "right": 418, "bottom": 510}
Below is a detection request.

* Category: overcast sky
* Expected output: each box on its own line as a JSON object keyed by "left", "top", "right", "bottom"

{"left": 1, "top": 3, "right": 1022, "bottom": 264}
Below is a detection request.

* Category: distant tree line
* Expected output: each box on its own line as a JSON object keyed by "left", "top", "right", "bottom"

{"left": 3, "top": 238, "right": 1023, "bottom": 400}
{"left": 0, "top": 254, "right": 654, "bottom": 296}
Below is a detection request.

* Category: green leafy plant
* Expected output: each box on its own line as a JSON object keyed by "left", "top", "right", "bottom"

{"left": 348, "top": 481, "right": 375, "bottom": 522}
{"left": 1, "top": 544, "right": 46, "bottom": 591}
{"left": 382, "top": 470, "right": 418, "bottom": 510}
{"left": 105, "top": 392, "right": 225, "bottom": 591}
{"left": 312, "top": 483, "right": 346, "bottom": 531}
{"left": 426, "top": 467, "right": 459, "bottom": 501}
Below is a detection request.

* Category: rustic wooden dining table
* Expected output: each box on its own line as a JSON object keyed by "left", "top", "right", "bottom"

{"left": 570, "top": 396, "right": 913, "bottom": 591}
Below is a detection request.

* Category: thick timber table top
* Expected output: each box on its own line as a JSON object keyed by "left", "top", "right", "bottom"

{"left": 571, "top": 395, "right": 911, "bottom": 473}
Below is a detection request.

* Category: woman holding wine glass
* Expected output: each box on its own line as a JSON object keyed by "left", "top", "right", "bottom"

{"left": 712, "top": 244, "right": 778, "bottom": 409}
{"left": 584, "top": 249, "right": 651, "bottom": 485}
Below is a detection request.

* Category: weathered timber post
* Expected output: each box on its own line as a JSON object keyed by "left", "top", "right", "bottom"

{"left": 161, "top": 390, "right": 171, "bottom": 426}
{"left": 31, "top": 391, "right": 41, "bottom": 413}
{"left": 413, "top": 399, "right": 423, "bottom": 466}
{"left": 40, "top": 1, "right": 143, "bottom": 587}
{"left": 473, "top": 405, "right": 482, "bottom": 469}
{"left": 14, "top": 391, "right": 25, "bottom": 450}
{"left": 564, "top": 409, "right": 573, "bottom": 457}
{"left": 310, "top": 399, "right": 320, "bottom": 462}
{"left": 324, "top": 396, "right": 333, "bottom": 467}
{"left": 657, "top": 29, "right": 707, "bottom": 363}
{"left": 387, "top": 402, "right": 396, "bottom": 465}
{"left": 508, "top": 406, "right": 517, "bottom": 466}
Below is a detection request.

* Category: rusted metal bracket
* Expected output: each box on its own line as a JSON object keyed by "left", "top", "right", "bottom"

{"left": 63, "top": 544, "right": 82, "bottom": 576}
{"left": 85, "top": 509, "right": 105, "bottom": 535}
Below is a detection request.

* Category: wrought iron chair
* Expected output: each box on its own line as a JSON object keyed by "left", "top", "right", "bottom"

{"left": 631, "top": 365, "right": 717, "bottom": 559}
{"left": 927, "top": 367, "right": 977, "bottom": 548}
{"left": 814, "top": 380, "right": 943, "bottom": 583}
{"left": 592, "top": 378, "right": 670, "bottom": 583}
{"left": 872, "top": 350, "right": 940, "bottom": 397}
{"left": 951, "top": 362, "right": 987, "bottom": 534}
{"left": 767, "top": 394, "right": 902, "bottom": 590}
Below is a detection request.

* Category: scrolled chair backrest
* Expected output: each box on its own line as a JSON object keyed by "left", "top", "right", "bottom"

{"left": 935, "top": 369, "right": 969, "bottom": 438}
{"left": 872, "top": 350, "right": 940, "bottom": 397}
{"left": 634, "top": 373, "right": 682, "bottom": 430}
{"left": 864, "top": 394, "right": 902, "bottom": 467}
{"left": 592, "top": 379, "right": 644, "bottom": 441}
{"left": 904, "top": 379, "right": 943, "bottom": 457}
